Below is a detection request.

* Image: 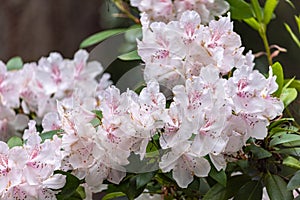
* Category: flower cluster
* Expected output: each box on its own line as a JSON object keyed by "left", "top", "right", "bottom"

{"left": 0, "top": 50, "right": 111, "bottom": 141}
{"left": 0, "top": 121, "right": 65, "bottom": 199}
{"left": 137, "top": 11, "right": 284, "bottom": 187}
{"left": 0, "top": 8, "right": 285, "bottom": 200}
{"left": 52, "top": 80, "right": 167, "bottom": 193}
{"left": 138, "top": 11, "right": 250, "bottom": 89}
{"left": 130, "top": 0, "right": 229, "bottom": 23}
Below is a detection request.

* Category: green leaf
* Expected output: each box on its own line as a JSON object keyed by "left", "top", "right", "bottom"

{"left": 284, "top": 79, "right": 300, "bottom": 92}
{"left": 182, "top": 178, "right": 203, "bottom": 197}
{"left": 118, "top": 50, "right": 141, "bottom": 61}
{"left": 274, "top": 147, "right": 300, "bottom": 157}
{"left": 265, "top": 173, "right": 293, "bottom": 200}
{"left": 92, "top": 110, "right": 103, "bottom": 119}
{"left": 80, "top": 29, "right": 127, "bottom": 48}
{"left": 102, "top": 192, "right": 126, "bottom": 200}
{"left": 283, "top": 77, "right": 296, "bottom": 90}
{"left": 263, "top": 0, "right": 279, "bottom": 25}
{"left": 90, "top": 110, "right": 103, "bottom": 127}
{"left": 6, "top": 56, "right": 23, "bottom": 71}
{"left": 199, "top": 178, "right": 211, "bottom": 194}
{"left": 283, "top": 156, "right": 300, "bottom": 170}
{"left": 280, "top": 88, "right": 298, "bottom": 107}
{"left": 75, "top": 186, "right": 86, "bottom": 199}
{"left": 90, "top": 118, "right": 101, "bottom": 127}
{"left": 246, "top": 144, "right": 272, "bottom": 159}
{"left": 268, "top": 118, "right": 294, "bottom": 130}
{"left": 285, "top": 0, "right": 295, "bottom": 9}
{"left": 203, "top": 175, "right": 250, "bottom": 200}
{"left": 251, "top": 0, "right": 263, "bottom": 22}
{"left": 202, "top": 183, "right": 226, "bottom": 200}
{"left": 284, "top": 23, "right": 300, "bottom": 48}
{"left": 7, "top": 136, "right": 23, "bottom": 148}
{"left": 124, "top": 26, "right": 142, "bottom": 43}
{"left": 234, "top": 180, "right": 263, "bottom": 200}
{"left": 283, "top": 141, "right": 300, "bottom": 147}
{"left": 56, "top": 171, "right": 82, "bottom": 200}
{"left": 270, "top": 125, "right": 299, "bottom": 137}
{"left": 108, "top": 175, "right": 147, "bottom": 200}
{"left": 296, "top": 15, "right": 300, "bottom": 33}
{"left": 136, "top": 172, "right": 156, "bottom": 189}
{"left": 226, "top": 0, "right": 253, "bottom": 20}
{"left": 40, "top": 129, "right": 62, "bottom": 142}
{"left": 287, "top": 170, "right": 300, "bottom": 190}
{"left": 244, "top": 18, "right": 260, "bottom": 31}
{"left": 271, "top": 62, "right": 284, "bottom": 97}
{"left": 270, "top": 134, "right": 300, "bottom": 147}
{"left": 209, "top": 166, "right": 227, "bottom": 187}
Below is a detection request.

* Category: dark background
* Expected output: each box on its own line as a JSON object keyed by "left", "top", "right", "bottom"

{"left": 0, "top": 0, "right": 299, "bottom": 76}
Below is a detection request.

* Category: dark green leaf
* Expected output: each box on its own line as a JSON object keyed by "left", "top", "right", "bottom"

{"left": 203, "top": 175, "right": 250, "bottom": 200}
{"left": 6, "top": 56, "right": 23, "bottom": 71}
{"left": 268, "top": 118, "right": 294, "bottom": 130}
{"left": 136, "top": 172, "right": 156, "bottom": 189}
{"left": 226, "top": 0, "right": 253, "bottom": 20}
{"left": 80, "top": 29, "right": 127, "bottom": 48}
{"left": 280, "top": 88, "right": 298, "bottom": 107}
{"left": 234, "top": 180, "right": 263, "bottom": 200}
{"left": 246, "top": 144, "right": 272, "bottom": 159}
{"left": 270, "top": 126, "right": 299, "bottom": 138}
{"left": 56, "top": 171, "right": 81, "bottom": 200}
{"left": 40, "top": 129, "right": 62, "bottom": 142}
{"left": 102, "top": 192, "right": 126, "bottom": 200}
{"left": 283, "top": 156, "right": 300, "bottom": 169}
{"left": 270, "top": 134, "right": 300, "bottom": 147}
{"left": 7, "top": 136, "right": 23, "bottom": 148}
{"left": 271, "top": 62, "right": 284, "bottom": 97}
{"left": 283, "top": 140, "right": 300, "bottom": 147}
{"left": 263, "top": 0, "right": 279, "bottom": 25}
{"left": 182, "top": 178, "right": 203, "bottom": 197}
{"left": 199, "top": 178, "right": 211, "bottom": 195}
{"left": 118, "top": 50, "right": 141, "bottom": 61}
{"left": 274, "top": 147, "right": 300, "bottom": 157}
{"left": 244, "top": 18, "right": 260, "bottom": 30}
{"left": 265, "top": 173, "right": 293, "bottom": 200}
{"left": 287, "top": 170, "right": 300, "bottom": 190}
{"left": 108, "top": 175, "right": 147, "bottom": 200}
{"left": 209, "top": 166, "right": 227, "bottom": 187}
{"left": 251, "top": 0, "right": 263, "bottom": 22}
{"left": 202, "top": 183, "right": 226, "bottom": 200}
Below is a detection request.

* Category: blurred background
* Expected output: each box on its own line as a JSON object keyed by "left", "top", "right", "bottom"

{"left": 0, "top": 0, "right": 298, "bottom": 75}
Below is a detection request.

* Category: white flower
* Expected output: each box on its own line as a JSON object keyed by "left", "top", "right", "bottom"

{"left": 140, "top": 11, "right": 250, "bottom": 89}
{"left": 0, "top": 61, "right": 21, "bottom": 108}
{"left": 130, "top": 0, "right": 229, "bottom": 23}
{"left": 159, "top": 142, "right": 210, "bottom": 188}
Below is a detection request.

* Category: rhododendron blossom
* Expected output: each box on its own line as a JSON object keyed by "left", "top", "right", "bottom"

{"left": 130, "top": 0, "right": 229, "bottom": 24}
{"left": 0, "top": 121, "right": 65, "bottom": 199}
{"left": 0, "top": 6, "right": 288, "bottom": 198}
{"left": 138, "top": 11, "right": 251, "bottom": 89}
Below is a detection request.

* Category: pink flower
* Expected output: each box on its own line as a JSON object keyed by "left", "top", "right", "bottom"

{"left": 139, "top": 11, "right": 251, "bottom": 89}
